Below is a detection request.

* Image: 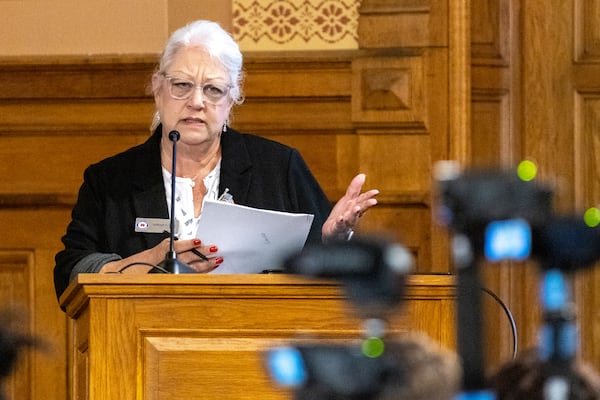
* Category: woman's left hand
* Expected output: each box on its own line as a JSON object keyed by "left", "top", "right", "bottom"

{"left": 322, "top": 173, "right": 379, "bottom": 244}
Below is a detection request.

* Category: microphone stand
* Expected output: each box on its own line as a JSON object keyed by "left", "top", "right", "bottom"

{"left": 161, "top": 130, "right": 196, "bottom": 274}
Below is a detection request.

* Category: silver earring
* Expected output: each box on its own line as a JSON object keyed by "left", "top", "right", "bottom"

{"left": 151, "top": 111, "right": 161, "bottom": 132}
{"left": 223, "top": 121, "right": 228, "bottom": 132}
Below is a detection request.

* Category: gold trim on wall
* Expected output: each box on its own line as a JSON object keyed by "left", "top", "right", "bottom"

{"left": 232, "top": 0, "right": 359, "bottom": 51}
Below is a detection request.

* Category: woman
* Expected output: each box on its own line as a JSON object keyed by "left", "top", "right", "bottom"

{"left": 53, "top": 20, "right": 379, "bottom": 300}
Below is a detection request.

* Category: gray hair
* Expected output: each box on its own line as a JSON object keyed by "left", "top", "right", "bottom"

{"left": 150, "top": 20, "right": 244, "bottom": 131}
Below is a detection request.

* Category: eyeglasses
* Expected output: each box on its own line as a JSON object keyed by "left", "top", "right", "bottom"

{"left": 162, "top": 74, "right": 232, "bottom": 104}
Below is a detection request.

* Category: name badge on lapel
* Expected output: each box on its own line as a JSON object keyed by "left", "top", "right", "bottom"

{"left": 134, "top": 218, "right": 177, "bottom": 234}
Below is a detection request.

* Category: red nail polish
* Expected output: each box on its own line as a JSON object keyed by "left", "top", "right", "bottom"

{"left": 209, "top": 246, "right": 218, "bottom": 253}
{"left": 215, "top": 257, "right": 224, "bottom": 265}
{"left": 193, "top": 239, "right": 202, "bottom": 246}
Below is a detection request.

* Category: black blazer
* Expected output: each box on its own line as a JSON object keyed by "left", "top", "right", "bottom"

{"left": 54, "top": 126, "right": 332, "bottom": 299}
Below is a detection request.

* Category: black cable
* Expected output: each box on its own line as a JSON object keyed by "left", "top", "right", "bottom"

{"left": 480, "top": 286, "right": 518, "bottom": 360}
{"left": 116, "top": 262, "right": 170, "bottom": 274}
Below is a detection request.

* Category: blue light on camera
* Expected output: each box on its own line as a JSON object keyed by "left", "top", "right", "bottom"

{"left": 539, "top": 320, "right": 577, "bottom": 362}
{"left": 484, "top": 219, "right": 531, "bottom": 262}
{"left": 266, "top": 347, "right": 308, "bottom": 388}
{"left": 541, "top": 269, "right": 568, "bottom": 311}
{"left": 455, "top": 390, "right": 496, "bottom": 400}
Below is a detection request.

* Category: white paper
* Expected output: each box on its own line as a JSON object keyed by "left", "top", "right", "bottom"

{"left": 196, "top": 199, "right": 314, "bottom": 274}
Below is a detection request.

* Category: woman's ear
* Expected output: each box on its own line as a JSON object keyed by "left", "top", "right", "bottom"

{"left": 151, "top": 73, "right": 163, "bottom": 101}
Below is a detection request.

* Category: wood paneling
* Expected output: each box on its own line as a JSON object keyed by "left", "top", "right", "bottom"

{"left": 0, "top": 209, "right": 72, "bottom": 400}
{"left": 471, "top": 0, "right": 510, "bottom": 65}
{"left": 352, "top": 56, "right": 427, "bottom": 128}
{"left": 0, "top": 135, "right": 147, "bottom": 195}
{"left": 470, "top": 0, "right": 600, "bottom": 375}
{"left": 358, "top": 0, "right": 448, "bottom": 48}
{"left": 471, "top": 91, "right": 509, "bottom": 167}
{"left": 573, "top": 0, "right": 600, "bottom": 369}
{"left": 470, "top": 0, "right": 530, "bottom": 374}
{"left": 0, "top": 252, "right": 33, "bottom": 400}
{"left": 12, "top": 0, "right": 591, "bottom": 397}
{"left": 61, "top": 274, "right": 456, "bottom": 400}
{"left": 575, "top": 0, "right": 600, "bottom": 62}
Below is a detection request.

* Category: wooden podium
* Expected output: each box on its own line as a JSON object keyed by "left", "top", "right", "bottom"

{"left": 60, "top": 274, "right": 455, "bottom": 400}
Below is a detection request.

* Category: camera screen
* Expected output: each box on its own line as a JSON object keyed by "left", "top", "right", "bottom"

{"left": 265, "top": 347, "right": 307, "bottom": 388}
{"left": 484, "top": 219, "right": 531, "bottom": 262}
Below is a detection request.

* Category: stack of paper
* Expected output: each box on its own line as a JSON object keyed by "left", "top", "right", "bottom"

{"left": 196, "top": 200, "right": 314, "bottom": 274}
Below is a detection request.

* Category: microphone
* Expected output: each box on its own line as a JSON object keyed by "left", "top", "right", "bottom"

{"left": 160, "top": 130, "right": 196, "bottom": 274}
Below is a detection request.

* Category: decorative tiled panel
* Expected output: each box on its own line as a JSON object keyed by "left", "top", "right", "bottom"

{"left": 232, "top": 0, "right": 359, "bottom": 50}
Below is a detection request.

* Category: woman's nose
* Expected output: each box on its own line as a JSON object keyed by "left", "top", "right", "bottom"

{"left": 187, "top": 87, "right": 206, "bottom": 108}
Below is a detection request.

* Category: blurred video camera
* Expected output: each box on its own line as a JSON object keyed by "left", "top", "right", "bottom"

{"left": 264, "top": 236, "right": 414, "bottom": 399}
{"left": 266, "top": 343, "right": 389, "bottom": 400}
{"left": 284, "top": 237, "right": 413, "bottom": 314}
{"left": 435, "top": 161, "right": 600, "bottom": 397}
{"left": 436, "top": 162, "right": 600, "bottom": 271}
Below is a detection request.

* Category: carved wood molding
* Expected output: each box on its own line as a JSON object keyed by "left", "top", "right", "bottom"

{"left": 0, "top": 52, "right": 358, "bottom": 135}
{"left": 351, "top": 56, "right": 428, "bottom": 130}
{"left": 575, "top": 0, "right": 600, "bottom": 62}
{"left": 449, "top": 0, "right": 471, "bottom": 164}
{"left": 358, "top": 0, "right": 445, "bottom": 48}
{"left": 0, "top": 193, "right": 77, "bottom": 208}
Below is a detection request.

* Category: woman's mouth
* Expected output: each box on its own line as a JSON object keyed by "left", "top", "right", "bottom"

{"left": 182, "top": 117, "right": 205, "bottom": 125}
